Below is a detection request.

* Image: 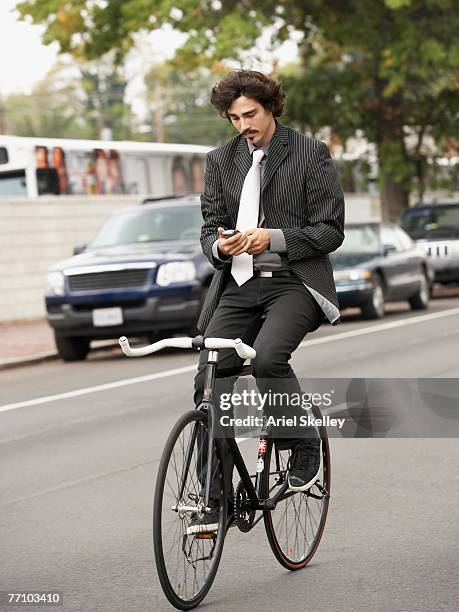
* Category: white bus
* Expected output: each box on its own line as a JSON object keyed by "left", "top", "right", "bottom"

{"left": 0, "top": 135, "right": 211, "bottom": 198}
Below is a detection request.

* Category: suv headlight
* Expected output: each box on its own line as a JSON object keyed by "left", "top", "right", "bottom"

{"left": 46, "top": 271, "right": 65, "bottom": 295}
{"left": 156, "top": 262, "right": 196, "bottom": 286}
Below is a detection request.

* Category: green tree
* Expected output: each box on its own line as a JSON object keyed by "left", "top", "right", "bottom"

{"left": 143, "top": 63, "right": 234, "bottom": 145}
{"left": 4, "top": 61, "right": 88, "bottom": 138}
{"left": 3, "top": 58, "right": 138, "bottom": 140}
{"left": 17, "top": 0, "right": 459, "bottom": 219}
{"left": 81, "top": 58, "right": 137, "bottom": 140}
{"left": 278, "top": 2, "right": 459, "bottom": 217}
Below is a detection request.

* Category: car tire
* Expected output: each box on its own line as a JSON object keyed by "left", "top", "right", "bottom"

{"left": 361, "top": 275, "right": 385, "bottom": 319}
{"left": 409, "top": 273, "right": 429, "bottom": 310}
{"left": 54, "top": 334, "right": 90, "bottom": 362}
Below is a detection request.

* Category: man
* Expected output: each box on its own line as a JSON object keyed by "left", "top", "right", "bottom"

{"left": 191, "top": 70, "right": 344, "bottom": 532}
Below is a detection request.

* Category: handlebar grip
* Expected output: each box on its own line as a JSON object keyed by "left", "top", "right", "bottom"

{"left": 119, "top": 336, "right": 131, "bottom": 355}
{"left": 234, "top": 338, "right": 257, "bottom": 360}
{"left": 119, "top": 335, "right": 158, "bottom": 357}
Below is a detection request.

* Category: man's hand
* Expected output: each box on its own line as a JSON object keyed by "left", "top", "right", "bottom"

{"left": 244, "top": 228, "right": 270, "bottom": 255}
{"left": 217, "top": 227, "right": 250, "bottom": 256}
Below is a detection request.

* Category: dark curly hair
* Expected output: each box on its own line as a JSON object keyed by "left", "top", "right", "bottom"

{"left": 210, "top": 70, "right": 285, "bottom": 119}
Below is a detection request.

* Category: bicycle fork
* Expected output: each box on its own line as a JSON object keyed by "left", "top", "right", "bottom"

{"left": 172, "top": 350, "right": 219, "bottom": 518}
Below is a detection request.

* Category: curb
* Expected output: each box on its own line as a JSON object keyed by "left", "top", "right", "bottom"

{"left": 0, "top": 352, "right": 59, "bottom": 371}
{"left": 0, "top": 342, "right": 121, "bottom": 372}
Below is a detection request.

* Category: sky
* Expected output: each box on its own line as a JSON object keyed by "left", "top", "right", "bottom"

{"left": 0, "top": 0, "right": 300, "bottom": 118}
{"left": 0, "top": 0, "right": 59, "bottom": 96}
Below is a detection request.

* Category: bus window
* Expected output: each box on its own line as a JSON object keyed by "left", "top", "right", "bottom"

{"left": 107, "top": 150, "right": 124, "bottom": 194}
{"left": 65, "top": 150, "right": 95, "bottom": 195}
{"left": 123, "top": 156, "right": 150, "bottom": 194}
{"left": 0, "top": 147, "right": 8, "bottom": 165}
{"left": 52, "top": 147, "right": 70, "bottom": 194}
{"left": 0, "top": 170, "right": 27, "bottom": 196}
{"left": 190, "top": 156, "right": 204, "bottom": 193}
{"left": 36, "top": 168, "right": 60, "bottom": 195}
{"left": 172, "top": 156, "right": 191, "bottom": 195}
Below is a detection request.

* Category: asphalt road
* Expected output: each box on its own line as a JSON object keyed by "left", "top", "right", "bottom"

{"left": 1, "top": 292, "right": 458, "bottom": 612}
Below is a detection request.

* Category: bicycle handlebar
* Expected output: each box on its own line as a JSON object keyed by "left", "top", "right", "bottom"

{"left": 119, "top": 336, "right": 256, "bottom": 360}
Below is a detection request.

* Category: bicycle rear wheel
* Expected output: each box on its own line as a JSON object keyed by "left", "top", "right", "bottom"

{"left": 153, "top": 410, "right": 227, "bottom": 610}
{"left": 262, "top": 433, "right": 330, "bottom": 570}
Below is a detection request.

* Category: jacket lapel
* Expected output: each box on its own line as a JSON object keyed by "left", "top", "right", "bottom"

{"left": 234, "top": 136, "right": 252, "bottom": 177}
{"left": 262, "top": 121, "right": 289, "bottom": 193}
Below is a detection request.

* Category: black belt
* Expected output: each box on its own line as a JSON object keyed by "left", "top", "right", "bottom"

{"left": 254, "top": 270, "right": 295, "bottom": 277}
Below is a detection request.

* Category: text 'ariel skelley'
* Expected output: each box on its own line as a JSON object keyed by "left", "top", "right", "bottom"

{"left": 220, "top": 415, "right": 346, "bottom": 429}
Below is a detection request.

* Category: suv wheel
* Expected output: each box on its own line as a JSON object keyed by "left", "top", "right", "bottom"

{"left": 54, "top": 334, "right": 90, "bottom": 362}
{"left": 409, "top": 273, "right": 429, "bottom": 310}
{"left": 361, "top": 276, "right": 385, "bottom": 319}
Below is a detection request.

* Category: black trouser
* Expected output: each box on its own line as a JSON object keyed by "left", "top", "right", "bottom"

{"left": 194, "top": 274, "right": 324, "bottom": 501}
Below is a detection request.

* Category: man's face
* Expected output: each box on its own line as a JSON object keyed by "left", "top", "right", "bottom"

{"left": 227, "top": 96, "right": 275, "bottom": 147}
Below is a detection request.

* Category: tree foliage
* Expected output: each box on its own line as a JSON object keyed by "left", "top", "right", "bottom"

{"left": 278, "top": 0, "right": 459, "bottom": 215}
{"left": 4, "top": 61, "right": 88, "bottom": 138}
{"left": 3, "top": 59, "right": 138, "bottom": 140}
{"left": 143, "top": 63, "right": 234, "bottom": 145}
{"left": 16, "top": 0, "right": 459, "bottom": 217}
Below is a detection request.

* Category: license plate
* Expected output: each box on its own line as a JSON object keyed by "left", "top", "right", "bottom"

{"left": 92, "top": 307, "right": 123, "bottom": 327}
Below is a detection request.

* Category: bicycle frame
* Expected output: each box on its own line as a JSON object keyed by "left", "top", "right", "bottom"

{"left": 192, "top": 348, "right": 291, "bottom": 514}
{"left": 179, "top": 346, "right": 330, "bottom": 519}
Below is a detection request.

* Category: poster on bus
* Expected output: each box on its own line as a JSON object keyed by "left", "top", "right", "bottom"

{"left": 171, "top": 155, "right": 205, "bottom": 195}
{"left": 34, "top": 146, "right": 125, "bottom": 195}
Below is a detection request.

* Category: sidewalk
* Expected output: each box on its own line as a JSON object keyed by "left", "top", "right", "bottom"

{"left": 0, "top": 318, "right": 57, "bottom": 369}
{"left": 0, "top": 319, "right": 118, "bottom": 370}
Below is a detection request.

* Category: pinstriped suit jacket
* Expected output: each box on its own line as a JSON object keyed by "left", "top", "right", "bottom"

{"left": 197, "top": 120, "right": 345, "bottom": 333}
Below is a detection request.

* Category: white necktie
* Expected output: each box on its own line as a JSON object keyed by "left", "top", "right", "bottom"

{"left": 231, "top": 148, "right": 265, "bottom": 286}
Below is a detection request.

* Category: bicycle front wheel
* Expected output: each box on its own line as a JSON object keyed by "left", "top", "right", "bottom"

{"left": 262, "top": 434, "right": 331, "bottom": 570}
{"left": 153, "top": 410, "right": 227, "bottom": 610}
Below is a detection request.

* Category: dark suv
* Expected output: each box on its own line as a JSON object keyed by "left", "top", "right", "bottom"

{"left": 45, "top": 196, "right": 213, "bottom": 361}
{"left": 400, "top": 201, "right": 459, "bottom": 285}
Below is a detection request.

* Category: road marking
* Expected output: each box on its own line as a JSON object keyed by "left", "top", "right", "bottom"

{"left": 0, "top": 365, "right": 197, "bottom": 414}
{"left": 298, "top": 305, "right": 459, "bottom": 349}
{"left": 1, "top": 306, "right": 458, "bottom": 414}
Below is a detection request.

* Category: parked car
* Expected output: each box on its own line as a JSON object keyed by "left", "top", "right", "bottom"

{"left": 45, "top": 196, "right": 213, "bottom": 361}
{"left": 400, "top": 201, "right": 459, "bottom": 285}
{"left": 330, "top": 222, "right": 434, "bottom": 319}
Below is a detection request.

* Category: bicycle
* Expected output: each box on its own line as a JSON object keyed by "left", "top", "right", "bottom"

{"left": 119, "top": 334, "right": 331, "bottom": 611}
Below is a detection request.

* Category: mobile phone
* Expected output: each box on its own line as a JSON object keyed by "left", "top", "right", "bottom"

{"left": 222, "top": 229, "right": 240, "bottom": 238}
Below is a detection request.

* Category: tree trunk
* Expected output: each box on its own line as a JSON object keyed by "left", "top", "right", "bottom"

{"left": 380, "top": 175, "right": 409, "bottom": 222}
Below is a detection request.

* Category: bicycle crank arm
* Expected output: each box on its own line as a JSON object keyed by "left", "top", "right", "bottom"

{"left": 262, "top": 480, "right": 289, "bottom": 510}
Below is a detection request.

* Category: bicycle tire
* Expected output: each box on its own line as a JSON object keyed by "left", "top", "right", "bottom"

{"left": 262, "top": 432, "right": 331, "bottom": 570}
{"left": 153, "top": 410, "right": 227, "bottom": 610}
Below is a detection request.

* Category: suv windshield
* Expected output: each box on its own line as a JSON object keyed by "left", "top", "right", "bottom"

{"left": 333, "top": 224, "right": 381, "bottom": 256}
{"left": 89, "top": 205, "right": 203, "bottom": 248}
{"left": 401, "top": 205, "right": 459, "bottom": 239}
